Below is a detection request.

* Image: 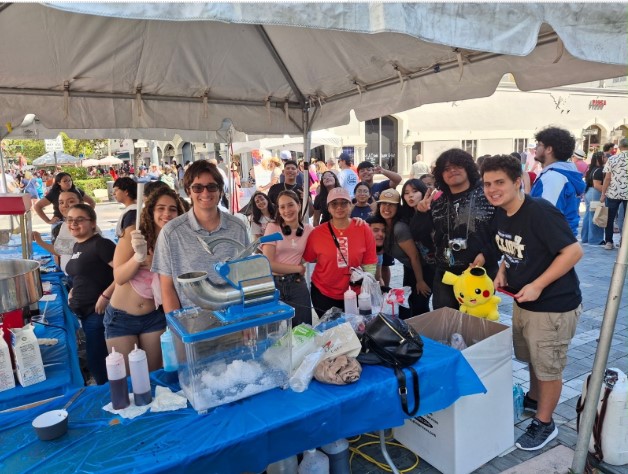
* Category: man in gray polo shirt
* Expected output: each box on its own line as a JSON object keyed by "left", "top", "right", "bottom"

{"left": 152, "top": 160, "right": 249, "bottom": 312}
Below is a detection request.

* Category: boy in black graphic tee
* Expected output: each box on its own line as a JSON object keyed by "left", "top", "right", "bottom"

{"left": 481, "top": 155, "right": 583, "bottom": 452}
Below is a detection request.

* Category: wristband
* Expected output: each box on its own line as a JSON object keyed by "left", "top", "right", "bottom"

{"left": 101, "top": 293, "right": 110, "bottom": 300}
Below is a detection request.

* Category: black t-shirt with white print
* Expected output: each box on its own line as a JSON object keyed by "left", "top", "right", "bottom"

{"left": 491, "top": 195, "right": 581, "bottom": 313}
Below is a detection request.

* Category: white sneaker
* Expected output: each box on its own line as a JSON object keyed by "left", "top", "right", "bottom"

{"left": 605, "top": 242, "right": 614, "bottom": 250}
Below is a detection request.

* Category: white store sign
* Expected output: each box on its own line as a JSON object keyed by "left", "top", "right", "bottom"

{"left": 44, "top": 136, "right": 64, "bottom": 152}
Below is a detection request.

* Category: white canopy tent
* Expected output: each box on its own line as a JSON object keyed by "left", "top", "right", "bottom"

{"left": 98, "top": 155, "right": 123, "bottom": 166}
{"left": 80, "top": 158, "right": 100, "bottom": 168}
{"left": 232, "top": 131, "right": 342, "bottom": 154}
{"left": 0, "top": 5, "right": 626, "bottom": 471}
{"left": 0, "top": 3, "right": 625, "bottom": 136}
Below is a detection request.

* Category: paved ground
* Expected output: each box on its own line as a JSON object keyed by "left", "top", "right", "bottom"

{"left": 21, "top": 201, "right": 628, "bottom": 473}
{"left": 358, "top": 240, "right": 628, "bottom": 473}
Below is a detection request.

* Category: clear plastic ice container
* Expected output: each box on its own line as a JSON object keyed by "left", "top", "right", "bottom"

{"left": 167, "top": 303, "right": 293, "bottom": 413}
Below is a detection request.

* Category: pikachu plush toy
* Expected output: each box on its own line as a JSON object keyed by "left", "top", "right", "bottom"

{"left": 442, "top": 267, "right": 500, "bottom": 321}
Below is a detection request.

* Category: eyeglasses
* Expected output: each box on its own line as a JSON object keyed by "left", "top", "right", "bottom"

{"left": 190, "top": 183, "right": 220, "bottom": 194}
{"left": 355, "top": 189, "right": 370, "bottom": 195}
{"left": 66, "top": 217, "right": 92, "bottom": 225}
{"left": 329, "top": 200, "right": 350, "bottom": 208}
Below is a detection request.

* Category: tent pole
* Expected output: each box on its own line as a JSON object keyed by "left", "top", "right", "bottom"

{"left": 301, "top": 108, "right": 311, "bottom": 220}
{"left": 0, "top": 140, "right": 9, "bottom": 193}
{"left": 0, "top": 143, "right": 16, "bottom": 233}
{"left": 571, "top": 215, "right": 628, "bottom": 473}
{"left": 226, "top": 127, "right": 235, "bottom": 214}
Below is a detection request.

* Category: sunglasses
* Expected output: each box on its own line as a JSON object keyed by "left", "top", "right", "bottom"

{"left": 190, "top": 183, "right": 220, "bottom": 194}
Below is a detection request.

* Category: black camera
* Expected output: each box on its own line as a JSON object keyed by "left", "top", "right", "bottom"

{"left": 448, "top": 238, "right": 468, "bottom": 252}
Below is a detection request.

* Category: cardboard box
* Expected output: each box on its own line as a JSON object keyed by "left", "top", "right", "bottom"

{"left": 393, "top": 308, "right": 514, "bottom": 474}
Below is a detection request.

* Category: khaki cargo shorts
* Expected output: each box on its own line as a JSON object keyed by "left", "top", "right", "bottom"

{"left": 512, "top": 303, "right": 582, "bottom": 381}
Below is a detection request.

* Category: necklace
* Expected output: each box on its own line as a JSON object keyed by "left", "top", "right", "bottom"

{"left": 332, "top": 221, "right": 349, "bottom": 236}
{"left": 284, "top": 182, "right": 297, "bottom": 191}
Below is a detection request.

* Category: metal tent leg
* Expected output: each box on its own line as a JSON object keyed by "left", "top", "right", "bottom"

{"left": 379, "top": 430, "right": 400, "bottom": 474}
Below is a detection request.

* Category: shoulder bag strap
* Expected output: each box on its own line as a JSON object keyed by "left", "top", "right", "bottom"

{"left": 328, "top": 221, "right": 349, "bottom": 267}
{"left": 394, "top": 365, "right": 420, "bottom": 417}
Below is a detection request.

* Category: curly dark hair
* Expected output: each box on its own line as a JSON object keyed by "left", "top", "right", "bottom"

{"left": 275, "top": 190, "right": 303, "bottom": 228}
{"left": 534, "top": 127, "right": 575, "bottom": 161}
{"left": 250, "top": 191, "right": 275, "bottom": 226}
{"left": 480, "top": 155, "right": 523, "bottom": 182}
{"left": 432, "top": 149, "right": 480, "bottom": 195}
{"left": 585, "top": 151, "right": 605, "bottom": 185}
{"left": 140, "top": 187, "right": 186, "bottom": 253}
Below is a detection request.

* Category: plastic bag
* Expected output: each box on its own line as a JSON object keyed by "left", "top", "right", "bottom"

{"left": 289, "top": 348, "right": 325, "bottom": 392}
{"left": 380, "top": 287, "right": 411, "bottom": 317}
{"left": 316, "top": 322, "right": 362, "bottom": 361}
{"left": 314, "top": 307, "right": 369, "bottom": 335}
{"left": 350, "top": 267, "right": 383, "bottom": 311}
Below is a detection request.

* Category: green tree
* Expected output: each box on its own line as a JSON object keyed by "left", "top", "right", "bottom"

{"left": 3, "top": 139, "right": 45, "bottom": 160}
{"left": 60, "top": 133, "right": 107, "bottom": 159}
{"left": 2, "top": 134, "right": 108, "bottom": 162}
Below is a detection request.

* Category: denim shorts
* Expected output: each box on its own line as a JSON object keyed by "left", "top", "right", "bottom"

{"left": 104, "top": 304, "right": 166, "bottom": 339}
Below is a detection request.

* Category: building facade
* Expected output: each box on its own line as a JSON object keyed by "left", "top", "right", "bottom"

{"left": 329, "top": 76, "right": 628, "bottom": 174}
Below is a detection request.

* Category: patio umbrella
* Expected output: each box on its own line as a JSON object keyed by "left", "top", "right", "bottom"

{"left": 99, "top": 156, "right": 123, "bottom": 166}
{"left": 32, "top": 151, "right": 78, "bottom": 167}
{"left": 80, "top": 158, "right": 100, "bottom": 167}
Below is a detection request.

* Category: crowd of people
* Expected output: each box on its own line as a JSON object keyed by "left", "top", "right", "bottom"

{"left": 12, "top": 125, "right": 627, "bottom": 453}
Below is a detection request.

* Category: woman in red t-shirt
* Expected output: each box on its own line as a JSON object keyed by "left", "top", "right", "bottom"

{"left": 303, "top": 187, "right": 377, "bottom": 316}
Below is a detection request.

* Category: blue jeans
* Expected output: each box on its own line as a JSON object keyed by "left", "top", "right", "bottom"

{"left": 432, "top": 268, "right": 461, "bottom": 311}
{"left": 604, "top": 198, "right": 628, "bottom": 245}
{"left": 81, "top": 312, "right": 108, "bottom": 385}
{"left": 581, "top": 188, "right": 604, "bottom": 244}
{"left": 273, "top": 275, "right": 312, "bottom": 326}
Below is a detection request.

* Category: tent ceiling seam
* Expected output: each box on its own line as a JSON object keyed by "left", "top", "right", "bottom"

{"left": 322, "top": 31, "right": 564, "bottom": 106}
{"left": 0, "top": 87, "right": 304, "bottom": 110}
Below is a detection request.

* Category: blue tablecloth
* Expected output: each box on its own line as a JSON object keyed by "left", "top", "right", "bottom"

{"left": 1, "top": 238, "right": 84, "bottom": 410}
{"left": 0, "top": 337, "right": 485, "bottom": 473}
{"left": 0, "top": 272, "right": 84, "bottom": 411}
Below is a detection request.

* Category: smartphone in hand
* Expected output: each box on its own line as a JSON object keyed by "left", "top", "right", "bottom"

{"left": 497, "top": 286, "right": 518, "bottom": 298}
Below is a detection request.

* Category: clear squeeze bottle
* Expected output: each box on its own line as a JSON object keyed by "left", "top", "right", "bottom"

{"left": 343, "top": 288, "right": 358, "bottom": 315}
{"left": 357, "top": 290, "right": 371, "bottom": 316}
{"left": 129, "top": 344, "right": 152, "bottom": 406}
{"left": 106, "top": 347, "right": 130, "bottom": 409}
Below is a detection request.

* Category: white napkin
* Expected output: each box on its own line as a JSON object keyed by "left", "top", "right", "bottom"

{"left": 149, "top": 385, "right": 188, "bottom": 412}
{"left": 103, "top": 387, "right": 189, "bottom": 419}
{"left": 103, "top": 394, "right": 151, "bottom": 419}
